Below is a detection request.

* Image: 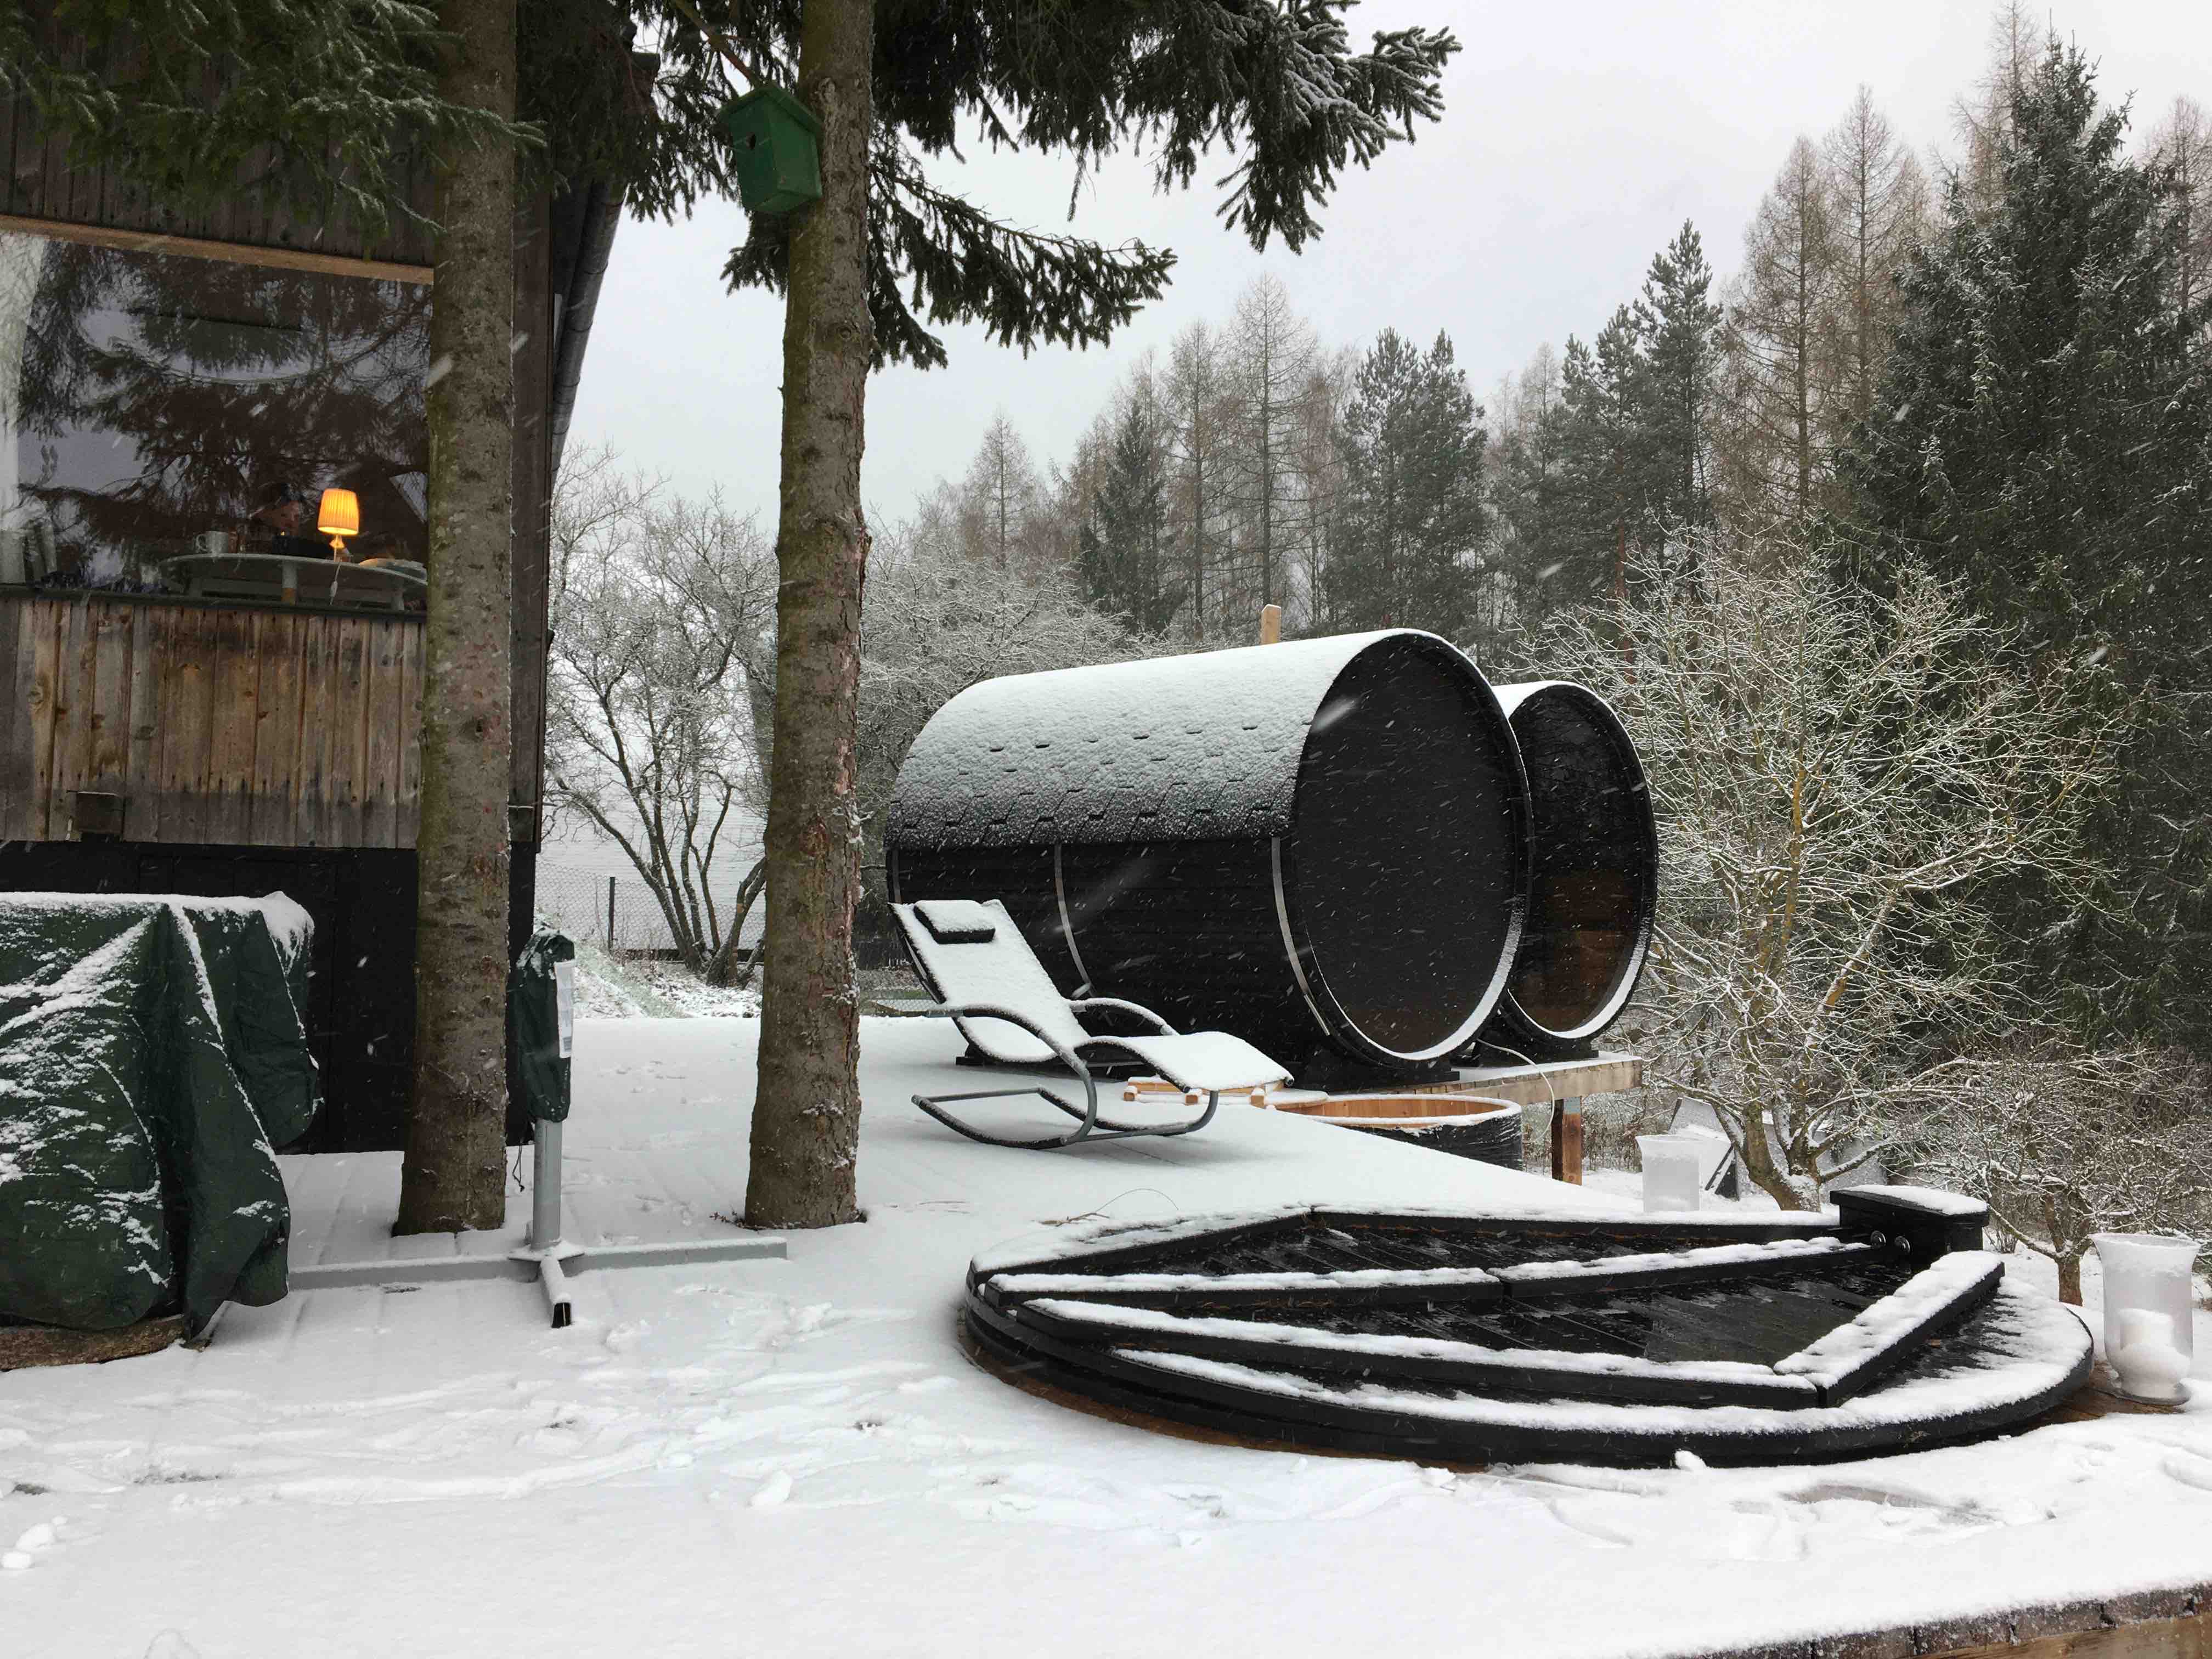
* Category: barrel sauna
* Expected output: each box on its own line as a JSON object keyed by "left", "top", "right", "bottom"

{"left": 886, "top": 630, "right": 1531, "bottom": 1079}
{"left": 1480, "top": 681, "right": 1656, "bottom": 1058}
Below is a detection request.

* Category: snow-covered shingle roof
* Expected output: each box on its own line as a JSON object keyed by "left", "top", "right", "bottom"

{"left": 887, "top": 630, "right": 1462, "bottom": 850}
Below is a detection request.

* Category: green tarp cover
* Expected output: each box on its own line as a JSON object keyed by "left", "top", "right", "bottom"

{"left": 0, "top": 893, "right": 318, "bottom": 1334}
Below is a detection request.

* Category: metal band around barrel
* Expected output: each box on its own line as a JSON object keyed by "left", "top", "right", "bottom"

{"left": 1271, "top": 836, "right": 1333, "bottom": 1037}
{"left": 1052, "top": 842, "right": 1093, "bottom": 994}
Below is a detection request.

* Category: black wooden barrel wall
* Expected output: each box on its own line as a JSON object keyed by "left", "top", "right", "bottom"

{"left": 1480, "top": 681, "right": 1656, "bottom": 1058}
{"left": 887, "top": 630, "right": 1532, "bottom": 1079}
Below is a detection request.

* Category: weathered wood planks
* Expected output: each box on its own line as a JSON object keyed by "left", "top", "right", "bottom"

{"left": 0, "top": 595, "right": 423, "bottom": 849}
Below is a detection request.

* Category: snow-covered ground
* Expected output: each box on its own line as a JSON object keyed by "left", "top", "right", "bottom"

{"left": 3, "top": 1016, "right": 2209, "bottom": 1658}
{"left": 568, "top": 938, "right": 761, "bottom": 1020}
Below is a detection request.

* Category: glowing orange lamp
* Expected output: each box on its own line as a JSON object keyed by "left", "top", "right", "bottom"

{"left": 317, "top": 488, "right": 360, "bottom": 557}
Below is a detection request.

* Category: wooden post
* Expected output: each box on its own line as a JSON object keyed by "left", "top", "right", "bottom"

{"left": 606, "top": 875, "right": 616, "bottom": 951}
{"left": 1550, "top": 1097, "right": 1584, "bottom": 1185}
{"left": 1258, "top": 603, "right": 1282, "bottom": 645}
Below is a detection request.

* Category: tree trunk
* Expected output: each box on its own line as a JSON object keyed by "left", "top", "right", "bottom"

{"left": 743, "top": 0, "right": 874, "bottom": 1230}
{"left": 1733, "top": 1109, "right": 1815, "bottom": 1211}
{"left": 706, "top": 856, "right": 769, "bottom": 988}
{"left": 397, "top": 0, "right": 516, "bottom": 1235}
{"left": 2057, "top": 1249, "right": 2083, "bottom": 1306}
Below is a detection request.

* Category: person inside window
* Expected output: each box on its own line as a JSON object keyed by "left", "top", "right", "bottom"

{"left": 250, "top": 482, "right": 341, "bottom": 561}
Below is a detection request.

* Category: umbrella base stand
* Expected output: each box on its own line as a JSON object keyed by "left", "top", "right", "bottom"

{"left": 291, "top": 1120, "right": 786, "bottom": 1323}
{"left": 507, "top": 1116, "right": 791, "bottom": 1329}
{"left": 507, "top": 1240, "right": 588, "bottom": 1329}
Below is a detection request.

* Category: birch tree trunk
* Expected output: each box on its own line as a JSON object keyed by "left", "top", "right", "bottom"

{"left": 397, "top": 0, "right": 516, "bottom": 1234}
{"left": 743, "top": 0, "right": 874, "bottom": 1229}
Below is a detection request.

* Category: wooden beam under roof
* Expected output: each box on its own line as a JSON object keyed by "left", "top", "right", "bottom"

{"left": 0, "top": 212, "right": 434, "bottom": 284}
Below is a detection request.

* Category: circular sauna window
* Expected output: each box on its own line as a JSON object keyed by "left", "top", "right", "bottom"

{"left": 1500, "top": 683, "right": 1655, "bottom": 1042}
{"left": 964, "top": 1201, "right": 2090, "bottom": 1466}
{"left": 1291, "top": 636, "right": 1527, "bottom": 1058}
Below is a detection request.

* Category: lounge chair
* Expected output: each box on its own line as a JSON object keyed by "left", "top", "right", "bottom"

{"left": 890, "top": 899, "right": 1291, "bottom": 1149}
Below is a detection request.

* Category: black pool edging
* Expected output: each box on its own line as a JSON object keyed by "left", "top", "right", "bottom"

{"left": 961, "top": 1295, "right": 2095, "bottom": 1470}
{"left": 963, "top": 1198, "right": 2094, "bottom": 1468}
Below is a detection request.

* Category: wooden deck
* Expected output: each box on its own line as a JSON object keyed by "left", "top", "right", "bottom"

{"left": 1418, "top": 1052, "right": 1645, "bottom": 1107}
{"left": 0, "top": 591, "right": 424, "bottom": 849}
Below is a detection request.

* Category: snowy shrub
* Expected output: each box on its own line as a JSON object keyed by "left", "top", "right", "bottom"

{"left": 1543, "top": 528, "right": 2112, "bottom": 1210}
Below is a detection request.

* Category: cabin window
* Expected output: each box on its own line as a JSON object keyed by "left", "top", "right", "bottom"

{"left": 0, "top": 227, "right": 428, "bottom": 597}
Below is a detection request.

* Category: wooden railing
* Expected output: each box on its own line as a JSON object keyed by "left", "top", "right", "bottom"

{"left": 0, "top": 592, "right": 423, "bottom": 849}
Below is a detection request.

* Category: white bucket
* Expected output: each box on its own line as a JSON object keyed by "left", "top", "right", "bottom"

{"left": 1637, "top": 1133, "right": 1703, "bottom": 1214}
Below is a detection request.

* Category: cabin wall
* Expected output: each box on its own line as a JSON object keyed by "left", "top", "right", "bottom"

{"left": 0, "top": 593, "right": 424, "bottom": 849}
{"left": 1, "top": 49, "right": 575, "bottom": 1151}
{"left": 1, "top": 60, "right": 437, "bottom": 269}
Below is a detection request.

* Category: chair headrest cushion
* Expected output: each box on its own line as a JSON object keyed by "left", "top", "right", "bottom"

{"left": 913, "top": 899, "right": 998, "bottom": 945}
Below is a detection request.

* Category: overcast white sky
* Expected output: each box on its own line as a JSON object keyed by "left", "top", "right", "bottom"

{"left": 567, "top": 1, "right": 2208, "bottom": 522}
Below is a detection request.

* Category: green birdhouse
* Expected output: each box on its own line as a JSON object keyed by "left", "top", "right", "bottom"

{"left": 719, "top": 86, "right": 823, "bottom": 215}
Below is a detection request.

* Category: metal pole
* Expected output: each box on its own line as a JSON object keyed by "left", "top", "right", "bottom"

{"left": 531, "top": 1117, "right": 563, "bottom": 1251}
{"left": 529, "top": 1118, "right": 572, "bottom": 1329}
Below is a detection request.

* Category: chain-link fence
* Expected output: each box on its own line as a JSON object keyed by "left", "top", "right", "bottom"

{"left": 532, "top": 859, "right": 916, "bottom": 973}
{"left": 533, "top": 861, "right": 769, "bottom": 960}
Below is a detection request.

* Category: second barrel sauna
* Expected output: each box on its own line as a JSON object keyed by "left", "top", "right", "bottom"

{"left": 1479, "top": 680, "right": 1657, "bottom": 1058}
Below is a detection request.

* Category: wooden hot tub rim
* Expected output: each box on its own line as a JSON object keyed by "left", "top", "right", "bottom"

{"left": 1276, "top": 1092, "right": 1523, "bottom": 1127}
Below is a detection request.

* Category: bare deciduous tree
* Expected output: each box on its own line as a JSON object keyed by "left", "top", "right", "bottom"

{"left": 855, "top": 518, "right": 1135, "bottom": 854}
{"left": 1900, "top": 1048, "right": 2212, "bottom": 1302}
{"left": 1549, "top": 528, "right": 2112, "bottom": 1209}
{"left": 1225, "top": 274, "right": 1318, "bottom": 620}
{"left": 1164, "top": 321, "right": 1232, "bottom": 641}
{"left": 1820, "top": 88, "right": 1928, "bottom": 441}
{"left": 546, "top": 453, "right": 777, "bottom": 983}
{"left": 1723, "top": 137, "right": 1839, "bottom": 528}
{"left": 2146, "top": 95, "right": 2212, "bottom": 328}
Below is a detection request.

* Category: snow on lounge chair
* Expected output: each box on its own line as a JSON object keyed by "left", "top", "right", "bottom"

{"left": 890, "top": 899, "right": 1291, "bottom": 1149}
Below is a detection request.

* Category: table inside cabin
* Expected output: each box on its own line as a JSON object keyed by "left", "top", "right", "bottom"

{"left": 162, "top": 551, "right": 425, "bottom": 611}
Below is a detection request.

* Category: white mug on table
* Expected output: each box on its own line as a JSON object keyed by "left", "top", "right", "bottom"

{"left": 193, "top": 530, "right": 232, "bottom": 556}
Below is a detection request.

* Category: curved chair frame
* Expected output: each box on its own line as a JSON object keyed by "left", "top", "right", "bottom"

{"left": 909, "top": 1000, "right": 1224, "bottom": 1151}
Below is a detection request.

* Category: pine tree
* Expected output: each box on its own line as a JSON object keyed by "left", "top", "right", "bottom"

{"left": 397, "top": 0, "right": 521, "bottom": 1234}
{"left": 1541, "top": 226, "right": 1724, "bottom": 610}
{"left": 1553, "top": 308, "right": 1647, "bottom": 604}
{"left": 1635, "top": 222, "right": 1724, "bottom": 537}
{"left": 1324, "top": 329, "right": 1487, "bottom": 639}
{"left": 1841, "top": 43, "right": 2212, "bottom": 1050}
{"left": 1079, "top": 392, "right": 1186, "bottom": 634}
{"left": 627, "top": 3, "right": 1460, "bottom": 1229}
{"left": 1487, "top": 343, "right": 1576, "bottom": 636}
{"left": 2, "top": 2, "right": 522, "bottom": 241}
